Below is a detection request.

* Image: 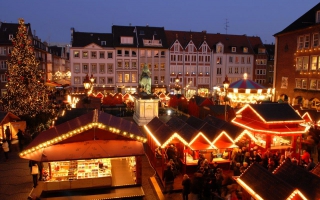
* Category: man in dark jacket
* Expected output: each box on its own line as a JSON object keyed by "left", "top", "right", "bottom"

{"left": 162, "top": 165, "right": 175, "bottom": 194}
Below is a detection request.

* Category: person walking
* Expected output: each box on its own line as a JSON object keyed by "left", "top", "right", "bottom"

{"left": 182, "top": 174, "right": 191, "bottom": 200}
{"left": 162, "top": 164, "right": 175, "bottom": 195}
{"left": 5, "top": 126, "right": 12, "bottom": 151}
{"left": 2, "top": 139, "right": 9, "bottom": 161}
{"left": 16, "top": 129, "right": 24, "bottom": 152}
{"left": 30, "top": 160, "right": 39, "bottom": 188}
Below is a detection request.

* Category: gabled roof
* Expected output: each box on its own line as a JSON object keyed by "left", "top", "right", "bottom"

{"left": 274, "top": 3, "right": 320, "bottom": 36}
{"left": 247, "top": 36, "right": 265, "bottom": 54}
{"left": 112, "top": 25, "right": 168, "bottom": 49}
{"left": 72, "top": 31, "right": 113, "bottom": 47}
{"left": 0, "top": 22, "right": 32, "bottom": 44}
{"left": 0, "top": 111, "right": 21, "bottom": 125}
{"left": 239, "top": 103, "right": 303, "bottom": 122}
{"left": 185, "top": 116, "right": 207, "bottom": 130}
{"left": 237, "top": 163, "right": 298, "bottom": 200}
{"left": 189, "top": 95, "right": 213, "bottom": 106}
{"left": 21, "top": 110, "right": 146, "bottom": 159}
{"left": 311, "top": 163, "right": 320, "bottom": 177}
{"left": 273, "top": 160, "right": 320, "bottom": 200}
{"left": 165, "top": 116, "right": 186, "bottom": 132}
{"left": 203, "top": 105, "right": 232, "bottom": 115}
{"left": 297, "top": 109, "right": 320, "bottom": 123}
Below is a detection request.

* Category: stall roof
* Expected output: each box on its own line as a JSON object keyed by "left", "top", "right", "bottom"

{"left": 311, "top": 163, "right": 320, "bottom": 178}
{"left": 229, "top": 78, "right": 266, "bottom": 89}
{"left": 0, "top": 111, "right": 21, "bottom": 125}
{"left": 273, "top": 160, "right": 320, "bottom": 200}
{"left": 237, "top": 163, "right": 301, "bottom": 200}
{"left": 21, "top": 140, "right": 144, "bottom": 162}
{"left": 21, "top": 110, "right": 146, "bottom": 159}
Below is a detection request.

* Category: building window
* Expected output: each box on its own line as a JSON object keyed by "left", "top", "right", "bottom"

{"left": 174, "top": 43, "right": 179, "bottom": 52}
{"left": 0, "top": 74, "right": 7, "bottom": 82}
{"left": 82, "top": 64, "right": 89, "bottom": 73}
{"left": 74, "top": 63, "right": 80, "bottom": 73}
{"left": 132, "top": 60, "right": 137, "bottom": 69}
{"left": 311, "top": 56, "right": 318, "bottom": 70}
{"left": 316, "top": 10, "right": 320, "bottom": 23}
{"left": 160, "top": 63, "right": 165, "bottom": 71}
{"left": 0, "top": 61, "right": 7, "bottom": 69}
{"left": 216, "top": 57, "right": 222, "bottom": 64}
{"left": 235, "top": 56, "right": 239, "bottom": 64}
{"left": 107, "top": 64, "right": 113, "bottom": 74}
{"left": 99, "top": 52, "right": 105, "bottom": 58}
{"left": 124, "top": 73, "right": 130, "bottom": 82}
{"left": 124, "top": 50, "right": 129, "bottom": 57}
{"left": 74, "top": 77, "right": 80, "bottom": 84}
{"left": 302, "top": 79, "right": 307, "bottom": 89}
{"left": 243, "top": 47, "right": 248, "bottom": 53}
{"left": 140, "top": 50, "right": 145, "bottom": 57}
{"left": 91, "top": 64, "right": 97, "bottom": 74}
{"left": 117, "top": 73, "right": 123, "bottom": 83}
{"left": 228, "top": 67, "right": 233, "bottom": 74}
{"left": 147, "top": 50, "right": 151, "bottom": 57}
{"left": 121, "top": 37, "right": 134, "bottom": 44}
{"left": 229, "top": 56, "right": 233, "bottom": 63}
{"left": 132, "top": 72, "right": 137, "bottom": 83}
{"left": 241, "top": 57, "right": 245, "bottom": 64}
{"left": 313, "top": 33, "right": 319, "bottom": 47}
{"left": 124, "top": 60, "right": 129, "bottom": 69}
{"left": 310, "top": 79, "right": 317, "bottom": 90}
{"left": 255, "top": 79, "right": 265, "bottom": 85}
{"left": 101, "top": 41, "right": 106, "bottom": 46}
{"left": 154, "top": 50, "right": 159, "bottom": 57}
{"left": 281, "top": 77, "right": 288, "bottom": 89}
{"left": 298, "top": 36, "right": 304, "bottom": 49}
{"left": 217, "top": 67, "right": 221, "bottom": 75}
{"left": 247, "top": 57, "right": 251, "bottom": 64}
{"left": 161, "top": 51, "right": 165, "bottom": 57}
{"left": 256, "top": 69, "right": 266, "bottom": 75}
{"left": 99, "top": 77, "right": 105, "bottom": 84}
{"left": 256, "top": 59, "right": 266, "bottom": 65}
{"left": 117, "top": 60, "right": 122, "bottom": 68}
{"left": 160, "top": 76, "right": 164, "bottom": 83}
{"left": 117, "top": 50, "right": 122, "bottom": 56}
{"left": 304, "top": 35, "right": 310, "bottom": 48}
{"left": 235, "top": 67, "right": 239, "bottom": 74}
{"left": 82, "top": 51, "right": 88, "bottom": 58}
{"left": 132, "top": 51, "right": 137, "bottom": 57}
{"left": 91, "top": 51, "right": 97, "bottom": 59}
{"left": 107, "top": 52, "right": 113, "bottom": 58}
{"left": 74, "top": 51, "right": 79, "bottom": 58}
{"left": 258, "top": 48, "right": 266, "bottom": 54}
{"left": 107, "top": 77, "right": 113, "bottom": 84}
{"left": 217, "top": 45, "right": 223, "bottom": 53}
{"left": 231, "top": 47, "right": 236, "bottom": 52}
{"left": 99, "top": 64, "right": 105, "bottom": 74}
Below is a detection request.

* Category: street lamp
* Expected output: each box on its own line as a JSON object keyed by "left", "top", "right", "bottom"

{"left": 223, "top": 75, "right": 230, "bottom": 121}
{"left": 174, "top": 74, "right": 181, "bottom": 93}
{"left": 83, "top": 74, "right": 91, "bottom": 90}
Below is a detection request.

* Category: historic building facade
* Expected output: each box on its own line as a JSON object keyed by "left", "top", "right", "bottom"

{"left": 274, "top": 3, "right": 320, "bottom": 106}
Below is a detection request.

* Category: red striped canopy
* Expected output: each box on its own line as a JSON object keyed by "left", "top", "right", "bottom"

{"left": 229, "top": 79, "right": 266, "bottom": 89}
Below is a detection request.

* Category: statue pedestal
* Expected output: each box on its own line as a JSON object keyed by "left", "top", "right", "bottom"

{"left": 133, "top": 97, "right": 159, "bottom": 126}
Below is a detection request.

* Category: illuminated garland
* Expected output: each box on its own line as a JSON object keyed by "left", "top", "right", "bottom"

{"left": 0, "top": 18, "right": 53, "bottom": 117}
{"left": 20, "top": 122, "right": 147, "bottom": 157}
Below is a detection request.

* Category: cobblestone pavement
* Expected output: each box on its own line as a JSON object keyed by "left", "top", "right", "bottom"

{"left": 0, "top": 143, "right": 181, "bottom": 200}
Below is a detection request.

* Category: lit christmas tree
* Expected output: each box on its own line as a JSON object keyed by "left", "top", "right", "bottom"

{"left": 1, "top": 18, "right": 53, "bottom": 117}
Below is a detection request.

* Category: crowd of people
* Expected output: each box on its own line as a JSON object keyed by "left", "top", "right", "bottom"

{"left": 160, "top": 144, "right": 317, "bottom": 200}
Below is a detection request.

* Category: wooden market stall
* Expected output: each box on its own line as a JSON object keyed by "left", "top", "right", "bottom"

{"left": 0, "top": 111, "right": 26, "bottom": 140}
{"left": 20, "top": 109, "right": 146, "bottom": 199}
{"left": 231, "top": 103, "right": 307, "bottom": 157}
{"left": 144, "top": 115, "right": 244, "bottom": 177}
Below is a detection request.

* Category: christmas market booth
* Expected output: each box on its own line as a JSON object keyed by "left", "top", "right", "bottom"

{"left": 20, "top": 109, "right": 146, "bottom": 199}
{"left": 0, "top": 111, "right": 26, "bottom": 141}
{"left": 144, "top": 115, "right": 252, "bottom": 176}
{"left": 231, "top": 103, "right": 308, "bottom": 157}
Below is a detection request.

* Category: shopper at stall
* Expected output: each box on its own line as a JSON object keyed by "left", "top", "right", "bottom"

{"left": 2, "top": 139, "right": 9, "bottom": 161}
{"left": 30, "top": 160, "right": 39, "bottom": 188}
{"left": 306, "top": 157, "right": 316, "bottom": 171}
{"left": 162, "top": 164, "right": 175, "bottom": 195}
{"left": 5, "top": 126, "right": 12, "bottom": 151}
{"left": 16, "top": 129, "right": 24, "bottom": 152}
{"left": 182, "top": 174, "right": 191, "bottom": 200}
{"left": 301, "top": 149, "right": 310, "bottom": 165}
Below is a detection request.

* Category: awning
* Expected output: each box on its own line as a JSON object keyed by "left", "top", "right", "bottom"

{"left": 229, "top": 79, "right": 266, "bottom": 89}
{"left": 45, "top": 81, "right": 61, "bottom": 87}
{"left": 20, "top": 140, "right": 144, "bottom": 162}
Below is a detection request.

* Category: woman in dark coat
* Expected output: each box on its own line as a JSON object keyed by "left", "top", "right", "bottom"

{"left": 182, "top": 174, "right": 191, "bottom": 200}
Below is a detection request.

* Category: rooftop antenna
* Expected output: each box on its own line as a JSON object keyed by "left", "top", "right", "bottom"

{"left": 224, "top": 19, "right": 229, "bottom": 34}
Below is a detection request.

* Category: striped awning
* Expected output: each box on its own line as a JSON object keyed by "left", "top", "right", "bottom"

{"left": 229, "top": 79, "right": 266, "bottom": 89}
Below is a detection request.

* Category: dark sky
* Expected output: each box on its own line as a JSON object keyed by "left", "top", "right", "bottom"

{"left": 0, "top": 0, "right": 319, "bottom": 45}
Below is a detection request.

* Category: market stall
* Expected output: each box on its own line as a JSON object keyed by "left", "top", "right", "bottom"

{"left": 20, "top": 109, "right": 146, "bottom": 198}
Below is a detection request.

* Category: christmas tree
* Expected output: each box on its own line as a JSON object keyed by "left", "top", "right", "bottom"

{"left": 1, "top": 18, "right": 53, "bottom": 117}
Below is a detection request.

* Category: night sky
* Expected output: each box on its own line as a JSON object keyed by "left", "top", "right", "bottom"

{"left": 1, "top": 0, "right": 319, "bottom": 44}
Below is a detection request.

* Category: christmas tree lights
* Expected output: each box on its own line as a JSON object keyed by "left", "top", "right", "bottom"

{"left": 1, "top": 18, "right": 53, "bottom": 117}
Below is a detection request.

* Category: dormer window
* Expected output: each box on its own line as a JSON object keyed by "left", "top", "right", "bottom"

{"left": 258, "top": 48, "right": 266, "bottom": 54}
{"left": 216, "top": 45, "right": 223, "bottom": 53}
{"left": 120, "top": 37, "right": 133, "bottom": 44}
{"left": 243, "top": 47, "right": 248, "bottom": 53}
{"left": 139, "top": 30, "right": 144, "bottom": 35}
{"left": 8, "top": 34, "right": 13, "bottom": 40}
{"left": 232, "top": 47, "right": 236, "bottom": 52}
{"left": 316, "top": 10, "right": 320, "bottom": 23}
{"left": 101, "top": 41, "right": 106, "bottom": 46}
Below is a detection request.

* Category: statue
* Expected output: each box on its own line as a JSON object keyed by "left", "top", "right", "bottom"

{"left": 139, "top": 65, "right": 152, "bottom": 94}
